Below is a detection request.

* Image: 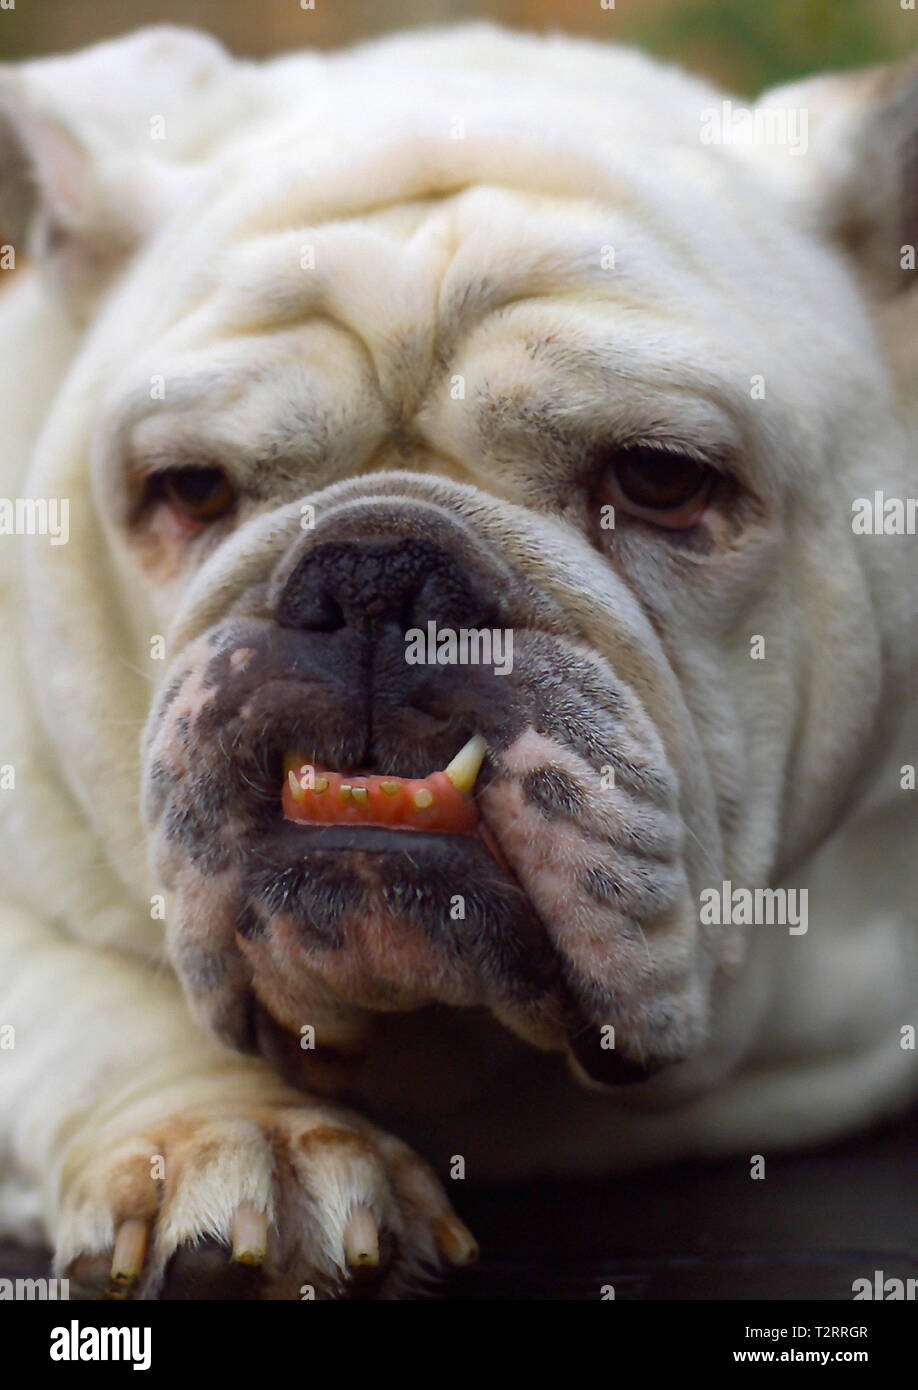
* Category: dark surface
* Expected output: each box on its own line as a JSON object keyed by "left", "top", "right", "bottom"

{"left": 443, "top": 1107, "right": 918, "bottom": 1300}
{"left": 3, "top": 1107, "right": 915, "bottom": 1300}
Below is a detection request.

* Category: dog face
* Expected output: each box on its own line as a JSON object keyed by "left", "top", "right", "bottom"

{"left": 7, "top": 27, "right": 917, "bottom": 1092}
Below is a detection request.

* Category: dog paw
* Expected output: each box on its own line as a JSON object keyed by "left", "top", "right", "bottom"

{"left": 55, "top": 1093, "right": 476, "bottom": 1299}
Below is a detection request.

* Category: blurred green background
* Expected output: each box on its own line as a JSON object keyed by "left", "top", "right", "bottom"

{"left": 0, "top": 0, "right": 915, "bottom": 92}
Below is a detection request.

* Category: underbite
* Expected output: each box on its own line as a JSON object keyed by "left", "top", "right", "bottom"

{"left": 281, "top": 733, "right": 487, "bottom": 836}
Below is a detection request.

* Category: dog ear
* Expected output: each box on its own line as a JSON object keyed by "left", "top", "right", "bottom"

{"left": 756, "top": 55, "right": 918, "bottom": 294}
{"left": 0, "top": 26, "right": 246, "bottom": 318}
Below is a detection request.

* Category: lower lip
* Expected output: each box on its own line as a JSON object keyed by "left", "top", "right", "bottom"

{"left": 278, "top": 819, "right": 510, "bottom": 869}
{"left": 273, "top": 824, "right": 480, "bottom": 853}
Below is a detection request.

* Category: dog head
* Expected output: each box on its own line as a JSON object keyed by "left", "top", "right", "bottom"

{"left": 6, "top": 26, "right": 917, "bottom": 1092}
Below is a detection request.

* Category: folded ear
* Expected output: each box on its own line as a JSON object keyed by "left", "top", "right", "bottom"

{"left": 756, "top": 55, "right": 918, "bottom": 294}
{"left": 0, "top": 26, "right": 247, "bottom": 318}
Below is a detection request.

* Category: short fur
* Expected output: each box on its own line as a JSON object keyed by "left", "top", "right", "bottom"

{"left": 0, "top": 24, "right": 916, "bottom": 1297}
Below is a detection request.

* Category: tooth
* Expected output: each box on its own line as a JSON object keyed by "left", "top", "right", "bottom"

{"left": 379, "top": 780, "right": 401, "bottom": 796}
{"left": 351, "top": 787, "right": 368, "bottom": 806}
{"left": 288, "top": 770, "right": 307, "bottom": 804}
{"left": 339, "top": 785, "right": 353, "bottom": 804}
{"left": 313, "top": 776, "right": 329, "bottom": 794}
{"left": 443, "top": 734, "right": 487, "bottom": 796}
{"left": 414, "top": 787, "right": 434, "bottom": 809}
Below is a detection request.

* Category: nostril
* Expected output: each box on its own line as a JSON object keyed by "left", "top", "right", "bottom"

{"left": 275, "top": 536, "right": 493, "bottom": 635}
{"left": 276, "top": 560, "right": 346, "bottom": 632}
{"left": 313, "top": 593, "right": 345, "bottom": 633}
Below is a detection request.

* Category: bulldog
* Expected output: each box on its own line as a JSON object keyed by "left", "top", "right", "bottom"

{"left": 0, "top": 23, "right": 916, "bottom": 1300}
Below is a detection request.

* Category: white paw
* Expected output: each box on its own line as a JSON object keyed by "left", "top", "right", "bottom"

{"left": 55, "top": 1093, "right": 476, "bottom": 1299}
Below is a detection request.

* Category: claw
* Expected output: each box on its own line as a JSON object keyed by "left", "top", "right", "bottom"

{"left": 107, "top": 1218, "right": 149, "bottom": 1298}
{"left": 343, "top": 1204, "right": 379, "bottom": 1270}
{"left": 231, "top": 1204, "right": 268, "bottom": 1266}
{"left": 433, "top": 1214, "right": 479, "bottom": 1267}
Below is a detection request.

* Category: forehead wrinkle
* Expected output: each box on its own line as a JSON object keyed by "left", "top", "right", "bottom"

{"left": 203, "top": 221, "right": 441, "bottom": 424}
{"left": 431, "top": 207, "right": 703, "bottom": 386}
{"left": 229, "top": 129, "right": 644, "bottom": 242}
{"left": 153, "top": 133, "right": 716, "bottom": 384}
{"left": 104, "top": 148, "right": 778, "bottom": 494}
{"left": 431, "top": 143, "right": 796, "bottom": 378}
{"left": 137, "top": 163, "right": 737, "bottom": 444}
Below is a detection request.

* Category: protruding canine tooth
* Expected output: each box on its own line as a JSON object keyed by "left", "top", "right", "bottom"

{"left": 351, "top": 787, "right": 369, "bottom": 806}
{"left": 414, "top": 787, "right": 434, "bottom": 809}
{"left": 288, "top": 769, "right": 307, "bottom": 804}
{"left": 339, "top": 784, "right": 353, "bottom": 804}
{"left": 443, "top": 734, "right": 487, "bottom": 796}
{"left": 379, "top": 780, "right": 401, "bottom": 796}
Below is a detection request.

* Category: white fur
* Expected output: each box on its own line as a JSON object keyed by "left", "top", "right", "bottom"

{"left": 0, "top": 25, "right": 916, "bottom": 1291}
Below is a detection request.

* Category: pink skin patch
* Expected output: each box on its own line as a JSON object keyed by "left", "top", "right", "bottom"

{"left": 235, "top": 898, "right": 565, "bottom": 1059}
{"left": 243, "top": 908, "right": 488, "bottom": 1015}
{"left": 165, "top": 861, "right": 254, "bottom": 1045}
{"left": 150, "top": 639, "right": 220, "bottom": 779}
{"left": 478, "top": 728, "right": 697, "bottom": 1060}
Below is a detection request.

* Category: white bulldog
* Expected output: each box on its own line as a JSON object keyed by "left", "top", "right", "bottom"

{"left": 0, "top": 24, "right": 916, "bottom": 1300}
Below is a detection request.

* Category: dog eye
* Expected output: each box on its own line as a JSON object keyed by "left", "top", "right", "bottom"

{"left": 159, "top": 466, "right": 237, "bottom": 526}
{"left": 596, "top": 446, "right": 716, "bottom": 530}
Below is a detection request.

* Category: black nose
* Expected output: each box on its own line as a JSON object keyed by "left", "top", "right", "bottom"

{"left": 275, "top": 537, "right": 495, "bottom": 634}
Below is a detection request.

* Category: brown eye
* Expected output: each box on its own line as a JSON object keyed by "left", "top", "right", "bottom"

{"left": 597, "top": 446, "right": 716, "bottom": 529}
{"left": 161, "top": 466, "right": 236, "bottom": 526}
